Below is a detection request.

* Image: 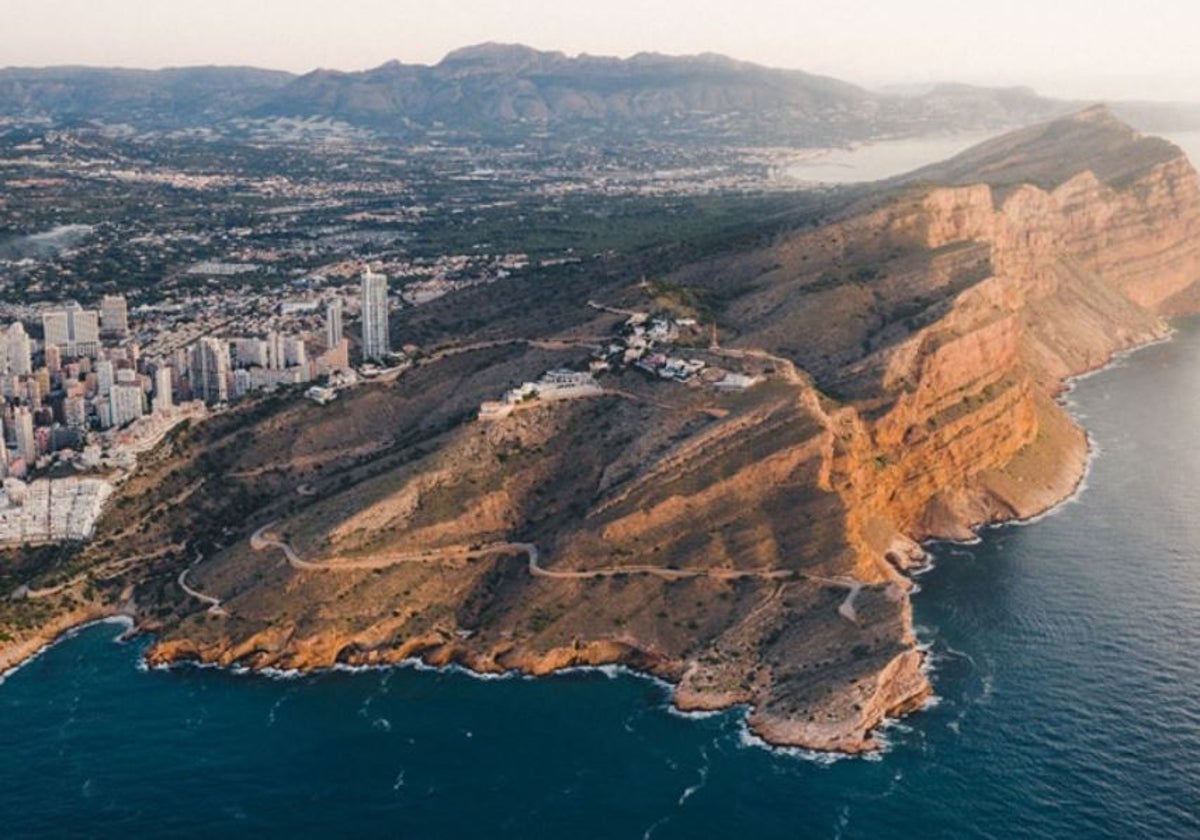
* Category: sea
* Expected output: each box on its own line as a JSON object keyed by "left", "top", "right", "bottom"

{"left": 785, "top": 129, "right": 1200, "bottom": 186}
{"left": 6, "top": 154, "right": 1200, "bottom": 837}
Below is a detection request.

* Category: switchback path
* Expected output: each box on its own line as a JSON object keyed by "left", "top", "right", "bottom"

{"left": 177, "top": 565, "right": 225, "bottom": 616}
{"left": 249, "top": 523, "right": 863, "bottom": 621}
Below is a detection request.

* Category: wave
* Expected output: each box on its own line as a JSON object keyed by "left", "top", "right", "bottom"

{"left": 733, "top": 719, "right": 850, "bottom": 765}
{"left": 665, "top": 705, "right": 725, "bottom": 721}
{"left": 677, "top": 747, "right": 710, "bottom": 806}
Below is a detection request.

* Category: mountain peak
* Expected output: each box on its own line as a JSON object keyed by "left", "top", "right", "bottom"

{"left": 438, "top": 43, "right": 560, "bottom": 68}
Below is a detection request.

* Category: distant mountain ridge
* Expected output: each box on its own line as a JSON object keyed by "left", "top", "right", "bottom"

{"left": 0, "top": 44, "right": 1068, "bottom": 144}
{"left": 250, "top": 43, "right": 1074, "bottom": 143}
{"left": 1, "top": 44, "right": 1197, "bottom": 144}
{"left": 0, "top": 65, "right": 293, "bottom": 126}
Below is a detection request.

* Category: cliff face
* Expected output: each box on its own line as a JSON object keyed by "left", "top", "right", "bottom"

{"left": 699, "top": 108, "right": 1200, "bottom": 569}
{"left": 142, "top": 109, "right": 1200, "bottom": 753}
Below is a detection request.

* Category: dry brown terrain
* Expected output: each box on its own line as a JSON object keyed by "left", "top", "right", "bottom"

{"left": 5, "top": 107, "right": 1199, "bottom": 753}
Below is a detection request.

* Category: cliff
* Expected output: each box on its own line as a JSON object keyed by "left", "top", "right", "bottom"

{"left": 65, "top": 109, "right": 1200, "bottom": 753}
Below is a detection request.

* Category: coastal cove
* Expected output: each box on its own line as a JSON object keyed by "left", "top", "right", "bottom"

{"left": 4, "top": 316, "right": 1200, "bottom": 838}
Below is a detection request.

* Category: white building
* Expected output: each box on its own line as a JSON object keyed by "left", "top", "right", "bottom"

{"left": 360, "top": 268, "right": 390, "bottom": 361}
{"left": 95, "top": 358, "right": 115, "bottom": 397}
{"left": 285, "top": 336, "right": 307, "bottom": 368}
{"left": 109, "top": 382, "right": 145, "bottom": 428}
{"left": 42, "top": 303, "right": 100, "bottom": 357}
{"left": 41, "top": 310, "right": 68, "bottom": 351}
{"left": 2, "top": 323, "right": 32, "bottom": 375}
{"left": 266, "top": 330, "right": 286, "bottom": 371}
{"left": 326, "top": 298, "right": 343, "bottom": 350}
{"left": 232, "top": 368, "right": 253, "bottom": 398}
{"left": 153, "top": 366, "right": 174, "bottom": 414}
{"left": 14, "top": 406, "right": 36, "bottom": 465}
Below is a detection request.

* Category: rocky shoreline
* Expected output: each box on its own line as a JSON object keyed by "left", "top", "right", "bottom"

{"left": 5, "top": 110, "right": 1200, "bottom": 756}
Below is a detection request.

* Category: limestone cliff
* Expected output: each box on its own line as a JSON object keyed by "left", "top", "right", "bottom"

{"left": 139, "top": 108, "right": 1200, "bottom": 753}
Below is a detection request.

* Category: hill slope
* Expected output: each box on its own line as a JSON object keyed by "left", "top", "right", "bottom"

{"left": 105, "top": 109, "right": 1200, "bottom": 753}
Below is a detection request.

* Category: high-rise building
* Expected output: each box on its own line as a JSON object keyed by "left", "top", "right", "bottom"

{"left": 63, "top": 395, "right": 88, "bottom": 430}
{"left": 44, "top": 344, "right": 61, "bottom": 375}
{"left": 189, "top": 337, "right": 230, "bottom": 404}
{"left": 231, "top": 338, "right": 267, "bottom": 369}
{"left": 24, "top": 378, "right": 42, "bottom": 410}
{"left": 326, "top": 298, "right": 343, "bottom": 350}
{"left": 153, "top": 366, "right": 174, "bottom": 414}
{"left": 360, "top": 269, "right": 390, "bottom": 361}
{"left": 0, "top": 416, "right": 8, "bottom": 478}
{"left": 100, "top": 295, "right": 129, "bottom": 337}
{"left": 14, "top": 406, "right": 36, "bottom": 465}
{"left": 95, "top": 358, "right": 115, "bottom": 397}
{"left": 285, "top": 337, "right": 307, "bottom": 369}
{"left": 42, "top": 303, "right": 100, "bottom": 357}
{"left": 41, "top": 310, "right": 69, "bottom": 350}
{"left": 3, "top": 323, "right": 32, "bottom": 375}
{"left": 109, "top": 383, "right": 144, "bottom": 428}
{"left": 232, "top": 368, "right": 252, "bottom": 398}
{"left": 266, "top": 330, "right": 286, "bottom": 370}
{"left": 72, "top": 308, "right": 100, "bottom": 356}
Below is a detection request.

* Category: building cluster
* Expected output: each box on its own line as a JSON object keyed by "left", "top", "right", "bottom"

{"left": 0, "top": 267, "right": 400, "bottom": 487}
{"left": 0, "top": 294, "right": 171, "bottom": 480}
{"left": 177, "top": 267, "right": 399, "bottom": 405}
{"left": 592, "top": 312, "right": 759, "bottom": 390}
{"left": 478, "top": 368, "right": 603, "bottom": 420}
{"left": 477, "top": 309, "right": 766, "bottom": 423}
{"left": 0, "top": 475, "right": 112, "bottom": 544}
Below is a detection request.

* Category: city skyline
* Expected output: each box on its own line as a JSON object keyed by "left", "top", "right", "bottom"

{"left": 5, "top": 0, "right": 1200, "bottom": 102}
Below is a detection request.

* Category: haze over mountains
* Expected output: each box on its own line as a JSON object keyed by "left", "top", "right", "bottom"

{"left": 4, "top": 43, "right": 1197, "bottom": 145}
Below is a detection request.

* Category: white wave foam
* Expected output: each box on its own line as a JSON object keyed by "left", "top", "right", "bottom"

{"left": 677, "top": 748, "right": 710, "bottom": 806}
{"left": 259, "top": 666, "right": 307, "bottom": 680}
{"left": 665, "top": 705, "right": 725, "bottom": 721}
{"left": 733, "top": 719, "right": 850, "bottom": 765}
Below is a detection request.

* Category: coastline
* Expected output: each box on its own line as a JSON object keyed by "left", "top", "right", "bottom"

{"left": 0, "top": 321, "right": 1184, "bottom": 755}
{"left": 0, "top": 612, "right": 130, "bottom": 686}
{"left": 896, "top": 323, "right": 1184, "bottom": 731}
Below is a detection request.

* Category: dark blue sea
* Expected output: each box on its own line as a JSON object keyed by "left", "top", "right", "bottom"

{"left": 4, "top": 320, "right": 1200, "bottom": 839}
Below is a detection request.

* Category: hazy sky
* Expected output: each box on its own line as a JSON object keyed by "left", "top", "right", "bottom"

{"left": 6, "top": 0, "right": 1200, "bottom": 101}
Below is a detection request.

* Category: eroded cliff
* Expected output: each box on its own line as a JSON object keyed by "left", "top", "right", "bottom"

{"left": 120, "top": 109, "right": 1200, "bottom": 751}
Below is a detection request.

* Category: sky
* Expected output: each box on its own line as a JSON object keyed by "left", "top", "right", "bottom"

{"left": 5, "top": 0, "right": 1200, "bottom": 102}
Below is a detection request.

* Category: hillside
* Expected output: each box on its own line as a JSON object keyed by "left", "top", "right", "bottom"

{"left": 56, "top": 108, "right": 1186, "bottom": 753}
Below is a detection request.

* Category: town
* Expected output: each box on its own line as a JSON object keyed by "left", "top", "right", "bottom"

{"left": 0, "top": 265, "right": 409, "bottom": 544}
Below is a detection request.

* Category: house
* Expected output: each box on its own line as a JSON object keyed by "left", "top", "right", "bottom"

{"left": 478, "top": 401, "right": 514, "bottom": 421}
{"left": 714, "top": 373, "right": 763, "bottom": 391}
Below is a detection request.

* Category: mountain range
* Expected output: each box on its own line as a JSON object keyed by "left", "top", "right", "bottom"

{"left": 5, "top": 43, "right": 1197, "bottom": 144}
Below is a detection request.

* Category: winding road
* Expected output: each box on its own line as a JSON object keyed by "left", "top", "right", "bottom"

{"left": 177, "top": 548, "right": 226, "bottom": 616}
{"left": 248, "top": 523, "right": 863, "bottom": 620}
